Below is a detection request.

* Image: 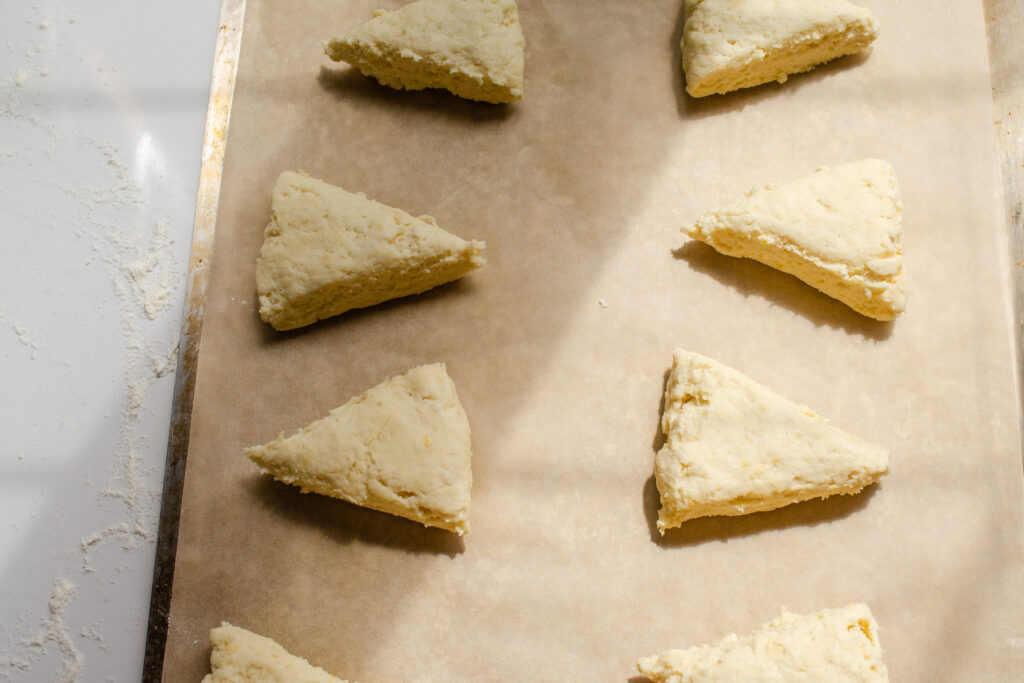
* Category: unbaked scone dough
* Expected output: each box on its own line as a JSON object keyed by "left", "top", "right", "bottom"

{"left": 247, "top": 363, "right": 473, "bottom": 535}
{"left": 655, "top": 349, "right": 889, "bottom": 532}
{"left": 637, "top": 603, "right": 888, "bottom": 682}
{"left": 257, "top": 171, "right": 485, "bottom": 331}
{"left": 684, "top": 159, "right": 906, "bottom": 321}
{"left": 203, "top": 622, "right": 348, "bottom": 683}
{"left": 325, "top": 0, "right": 525, "bottom": 104}
{"left": 682, "top": 0, "right": 878, "bottom": 97}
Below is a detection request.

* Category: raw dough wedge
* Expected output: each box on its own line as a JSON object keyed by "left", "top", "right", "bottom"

{"left": 684, "top": 159, "right": 906, "bottom": 321}
{"left": 325, "top": 0, "right": 525, "bottom": 104}
{"left": 637, "top": 603, "right": 888, "bottom": 682}
{"left": 257, "top": 171, "right": 485, "bottom": 331}
{"left": 203, "top": 623, "right": 348, "bottom": 683}
{"left": 681, "top": 0, "right": 879, "bottom": 97}
{"left": 655, "top": 349, "right": 888, "bottom": 532}
{"left": 247, "top": 363, "right": 473, "bottom": 535}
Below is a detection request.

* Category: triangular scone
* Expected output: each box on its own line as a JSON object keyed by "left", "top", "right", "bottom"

{"left": 247, "top": 363, "right": 473, "bottom": 535}
{"left": 684, "top": 159, "right": 906, "bottom": 321}
{"left": 682, "top": 0, "right": 879, "bottom": 97}
{"left": 325, "top": 0, "right": 525, "bottom": 104}
{"left": 637, "top": 603, "right": 888, "bottom": 682}
{"left": 655, "top": 350, "right": 888, "bottom": 532}
{"left": 203, "top": 623, "right": 348, "bottom": 683}
{"left": 256, "top": 171, "right": 485, "bottom": 331}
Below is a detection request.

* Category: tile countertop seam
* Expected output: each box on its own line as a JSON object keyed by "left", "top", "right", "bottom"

{"left": 142, "top": 0, "right": 248, "bottom": 680}
{"left": 984, "top": 0, "right": 1024, "bottom": 468}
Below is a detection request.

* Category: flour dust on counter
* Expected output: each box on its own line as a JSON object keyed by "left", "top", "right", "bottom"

{"left": 0, "top": 1, "right": 218, "bottom": 681}
{"left": 8, "top": 578, "right": 83, "bottom": 683}
{"left": 0, "top": 314, "right": 42, "bottom": 360}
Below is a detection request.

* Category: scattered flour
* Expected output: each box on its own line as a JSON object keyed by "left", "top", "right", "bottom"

{"left": 0, "top": 4, "right": 193, "bottom": 680}
{"left": 76, "top": 628, "right": 107, "bottom": 653}
{"left": 125, "top": 378, "right": 149, "bottom": 419}
{"left": 8, "top": 579, "right": 83, "bottom": 683}
{"left": 1, "top": 315, "right": 42, "bottom": 359}
{"left": 128, "top": 218, "right": 177, "bottom": 319}
{"left": 78, "top": 534, "right": 101, "bottom": 574}
{"left": 151, "top": 337, "right": 180, "bottom": 378}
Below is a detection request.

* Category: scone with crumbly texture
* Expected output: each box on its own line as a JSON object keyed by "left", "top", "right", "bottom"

{"left": 682, "top": 0, "right": 878, "bottom": 97}
{"left": 325, "top": 0, "right": 524, "bottom": 104}
{"left": 684, "top": 158, "right": 905, "bottom": 321}
{"left": 655, "top": 349, "right": 888, "bottom": 532}
{"left": 637, "top": 603, "right": 888, "bottom": 682}
{"left": 256, "top": 171, "right": 485, "bottom": 331}
{"left": 247, "top": 363, "right": 473, "bottom": 535}
{"left": 203, "top": 623, "right": 348, "bottom": 683}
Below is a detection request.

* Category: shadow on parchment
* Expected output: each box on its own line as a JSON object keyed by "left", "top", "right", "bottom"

{"left": 672, "top": 241, "right": 896, "bottom": 342}
{"left": 247, "top": 476, "right": 465, "bottom": 558}
{"left": 642, "top": 474, "right": 880, "bottom": 547}
{"left": 253, "top": 276, "right": 483, "bottom": 347}
{"left": 651, "top": 367, "right": 670, "bottom": 453}
{"left": 316, "top": 65, "right": 516, "bottom": 125}
{"left": 669, "top": 0, "right": 875, "bottom": 120}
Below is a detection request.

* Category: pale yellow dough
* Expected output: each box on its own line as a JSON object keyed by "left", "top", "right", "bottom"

{"left": 682, "top": 0, "right": 879, "bottom": 97}
{"left": 247, "top": 363, "right": 473, "bottom": 535}
{"left": 256, "top": 171, "right": 485, "bottom": 331}
{"left": 655, "top": 349, "right": 888, "bottom": 531}
{"left": 325, "top": 0, "right": 525, "bottom": 104}
{"left": 202, "top": 623, "right": 348, "bottom": 683}
{"left": 637, "top": 603, "right": 888, "bottom": 682}
{"left": 684, "top": 158, "right": 906, "bottom": 321}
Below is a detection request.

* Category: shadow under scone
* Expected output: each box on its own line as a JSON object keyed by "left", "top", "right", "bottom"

{"left": 643, "top": 474, "right": 880, "bottom": 548}
{"left": 248, "top": 476, "right": 466, "bottom": 558}
{"left": 673, "top": 241, "right": 895, "bottom": 341}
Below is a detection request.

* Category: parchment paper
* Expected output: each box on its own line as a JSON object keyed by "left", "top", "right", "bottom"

{"left": 162, "top": 1, "right": 1024, "bottom": 680}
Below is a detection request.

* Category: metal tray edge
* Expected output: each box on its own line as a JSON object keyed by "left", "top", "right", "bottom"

{"left": 984, "top": 0, "right": 1024, "bottom": 465}
{"left": 142, "top": 1, "right": 247, "bottom": 679}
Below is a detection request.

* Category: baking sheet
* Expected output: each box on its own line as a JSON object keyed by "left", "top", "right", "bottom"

{"left": 143, "top": 1, "right": 245, "bottom": 679}
{"left": 161, "top": 1, "right": 1024, "bottom": 679}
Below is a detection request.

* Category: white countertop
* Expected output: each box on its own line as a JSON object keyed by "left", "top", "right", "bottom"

{"left": 0, "top": 2, "right": 221, "bottom": 680}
